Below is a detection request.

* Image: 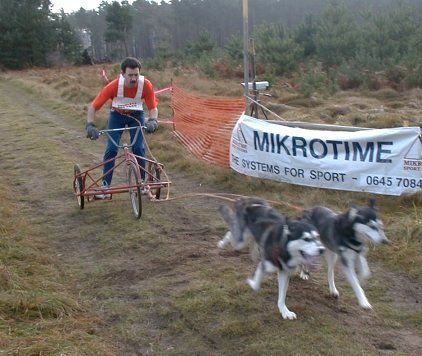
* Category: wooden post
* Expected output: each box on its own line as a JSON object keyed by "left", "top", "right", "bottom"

{"left": 243, "top": 0, "right": 249, "bottom": 111}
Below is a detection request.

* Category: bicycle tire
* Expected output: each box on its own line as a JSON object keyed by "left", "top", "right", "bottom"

{"left": 74, "top": 164, "right": 84, "bottom": 209}
{"left": 127, "top": 163, "right": 142, "bottom": 219}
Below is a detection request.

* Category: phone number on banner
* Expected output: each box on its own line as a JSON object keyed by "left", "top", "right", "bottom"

{"left": 363, "top": 175, "right": 422, "bottom": 189}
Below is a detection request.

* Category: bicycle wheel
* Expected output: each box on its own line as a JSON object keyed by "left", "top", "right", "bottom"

{"left": 147, "top": 162, "right": 161, "bottom": 199}
{"left": 74, "top": 164, "right": 84, "bottom": 209}
{"left": 127, "top": 162, "right": 142, "bottom": 219}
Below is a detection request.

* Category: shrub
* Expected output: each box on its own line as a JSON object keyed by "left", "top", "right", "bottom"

{"left": 365, "top": 73, "right": 383, "bottom": 91}
{"left": 213, "top": 59, "right": 234, "bottom": 78}
{"left": 335, "top": 65, "right": 364, "bottom": 90}
{"left": 298, "top": 66, "right": 333, "bottom": 98}
{"left": 404, "top": 67, "right": 422, "bottom": 89}
{"left": 255, "top": 23, "right": 303, "bottom": 76}
{"left": 199, "top": 55, "right": 217, "bottom": 78}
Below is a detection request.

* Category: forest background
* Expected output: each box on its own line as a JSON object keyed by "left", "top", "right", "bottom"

{"left": 1, "top": 0, "right": 422, "bottom": 95}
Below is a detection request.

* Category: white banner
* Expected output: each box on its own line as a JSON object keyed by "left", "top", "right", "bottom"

{"left": 230, "top": 114, "right": 422, "bottom": 196}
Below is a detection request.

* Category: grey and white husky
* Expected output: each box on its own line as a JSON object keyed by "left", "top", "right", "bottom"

{"left": 302, "top": 199, "right": 389, "bottom": 309}
{"left": 218, "top": 197, "right": 324, "bottom": 320}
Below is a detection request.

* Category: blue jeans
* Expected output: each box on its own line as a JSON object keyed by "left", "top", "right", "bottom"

{"left": 103, "top": 110, "right": 145, "bottom": 185}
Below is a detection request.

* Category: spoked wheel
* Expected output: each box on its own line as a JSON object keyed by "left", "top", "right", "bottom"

{"left": 74, "top": 164, "right": 85, "bottom": 209}
{"left": 146, "top": 162, "right": 162, "bottom": 199}
{"left": 127, "top": 163, "right": 142, "bottom": 219}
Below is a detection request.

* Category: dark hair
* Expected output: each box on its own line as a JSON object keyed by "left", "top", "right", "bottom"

{"left": 121, "top": 57, "right": 141, "bottom": 72}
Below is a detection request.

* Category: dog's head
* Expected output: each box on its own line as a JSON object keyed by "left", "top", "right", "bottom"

{"left": 284, "top": 219, "right": 325, "bottom": 268}
{"left": 348, "top": 199, "right": 389, "bottom": 245}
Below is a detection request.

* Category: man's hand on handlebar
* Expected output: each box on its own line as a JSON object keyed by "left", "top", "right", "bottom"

{"left": 86, "top": 122, "right": 100, "bottom": 140}
{"left": 145, "top": 118, "right": 158, "bottom": 133}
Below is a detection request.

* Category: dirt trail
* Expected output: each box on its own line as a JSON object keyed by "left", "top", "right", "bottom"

{"left": 0, "top": 80, "right": 421, "bottom": 355}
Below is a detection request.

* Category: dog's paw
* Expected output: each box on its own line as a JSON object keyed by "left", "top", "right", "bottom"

{"left": 217, "top": 232, "right": 231, "bottom": 249}
{"left": 279, "top": 306, "right": 297, "bottom": 320}
{"left": 246, "top": 278, "right": 260, "bottom": 291}
{"left": 217, "top": 239, "right": 226, "bottom": 249}
{"left": 359, "top": 301, "right": 372, "bottom": 310}
{"left": 329, "top": 286, "right": 339, "bottom": 298}
{"left": 329, "top": 291, "right": 340, "bottom": 298}
{"left": 299, "top": 270, "right": 310, "bottom": 281}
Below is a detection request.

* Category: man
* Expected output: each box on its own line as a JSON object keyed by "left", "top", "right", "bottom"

{"left": 86, "top": 57, "right": 158, "bottom": 193}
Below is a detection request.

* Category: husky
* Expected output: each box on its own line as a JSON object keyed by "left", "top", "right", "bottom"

{"left": 218, "top": 197, "right": 324, "bottom": 320}
{"left": 302, "top": 199, "right": 389, "bottom": 310}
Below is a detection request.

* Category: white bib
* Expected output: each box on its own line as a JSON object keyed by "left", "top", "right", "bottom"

{"left": 111, "top": 74, "right": 144, "bottom": 111}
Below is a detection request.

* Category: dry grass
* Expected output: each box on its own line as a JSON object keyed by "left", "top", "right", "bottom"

{"left": 153, "top": 125, "right": 422, "bottom": 278}
{"left": 0, "top": 180, "right": 115, "bottom": 354}
{"left": 0, "top": 64, "right": 420, "bottom": 354}
{"left": 11, "top": 63, "right": 419, "bottom": 277}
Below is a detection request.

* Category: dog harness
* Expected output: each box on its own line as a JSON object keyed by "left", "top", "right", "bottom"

{"left": 342, "top": 235, "right": 363, "bottom": 253}
{"left": 271, "top": 224, "right": 290, "bottom": 270}
{"left": 272, "top": 242, "right": 283, "bottom": 270}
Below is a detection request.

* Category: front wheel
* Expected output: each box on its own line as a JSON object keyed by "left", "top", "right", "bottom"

{"left": 74, "top": 164, "right": 84, "bottom": 209}
{"left": 127, "top": 163, "right": 142, "bottom": 219}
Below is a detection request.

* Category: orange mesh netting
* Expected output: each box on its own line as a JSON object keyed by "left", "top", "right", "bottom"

{"left": 171, "top": 84, "right": 245, "bottom": 168}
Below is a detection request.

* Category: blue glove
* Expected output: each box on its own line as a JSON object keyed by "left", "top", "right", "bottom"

{"left": 145, "top": 118, "right": 158, "bottom": 133}
{"left": 86, "top": 122, "right": 99, "bottom": 140}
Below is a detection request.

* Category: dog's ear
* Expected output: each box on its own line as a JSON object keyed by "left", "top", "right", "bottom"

{"left": 348, "top": 206, "right": 358, "bottom": 221}
{"left": 368, "top": 198, "right": 377, "bottom": 210}
{"left": 300, "top": 209, "right": 312, "bottom": 222}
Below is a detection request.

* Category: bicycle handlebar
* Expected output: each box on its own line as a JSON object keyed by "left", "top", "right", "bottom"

{"left": 99, "top": 126, "right": 146, "bottom": 148}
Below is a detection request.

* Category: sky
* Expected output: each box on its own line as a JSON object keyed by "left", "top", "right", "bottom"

{"left": 51, "top": 0, "right": 109, "bottom": 13}
{"left": 51, "top": 1, "right": 166, "bottom": 13}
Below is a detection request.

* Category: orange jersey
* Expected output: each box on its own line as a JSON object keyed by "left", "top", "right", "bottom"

{"left": 91, "top": 76, "right": 158, "bottom": 111}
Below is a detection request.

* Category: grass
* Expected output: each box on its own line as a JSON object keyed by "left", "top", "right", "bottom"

{"left": 0, "top": 65, "right": 420, "bottom": 354}
{"left": 0, "top": 179, "right": 114, "bottom": 354}
{"left": 148, "top": 121, "right": 422, "bottom": 285}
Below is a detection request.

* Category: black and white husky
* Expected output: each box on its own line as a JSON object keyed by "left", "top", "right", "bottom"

{"left": 218, "top": 197, "right": 324, "bottom": 320}
{"left": 302, "top": 199, "right": 389, "bottom": 310}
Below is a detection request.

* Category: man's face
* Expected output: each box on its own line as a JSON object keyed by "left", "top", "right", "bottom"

{"left": 123, "top": 67, "right": 140, "bottom": 87}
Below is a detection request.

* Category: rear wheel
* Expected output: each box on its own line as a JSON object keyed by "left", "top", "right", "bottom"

{"left": 74, "top": 164, "right": 84, "bottom": 209}
{"left": 147, "top": 162, "right": 161, "bottom": 199}
{"left": 127, "top": 163, "right": 142, "bottom": 219}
